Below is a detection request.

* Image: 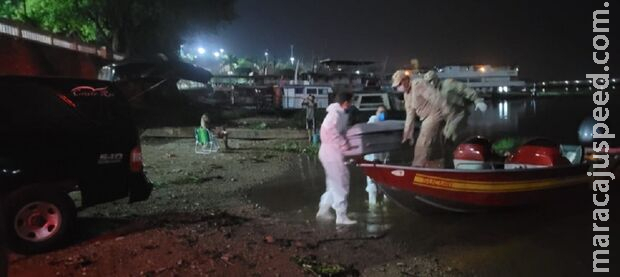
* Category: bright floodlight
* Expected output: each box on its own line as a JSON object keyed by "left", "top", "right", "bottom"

{"left": 219, "top": 48, "right": 224, "bottom": 53}
{"left": 197, "top": 47, "right": 206, "bottom": 55}
{"left": 290, "top": 57, "right": 295, "bottom": 64}
{"left": 213, "top": 52, "right": 221, "bottom": 58}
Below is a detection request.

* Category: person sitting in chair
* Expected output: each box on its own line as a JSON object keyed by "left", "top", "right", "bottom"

{"left": 195, "top": 113, "right": 220, "bottom": 154}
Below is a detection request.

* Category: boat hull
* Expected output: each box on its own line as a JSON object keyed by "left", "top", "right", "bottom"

{"left": 360, "top": 163, "right": 591, "bottom": 212}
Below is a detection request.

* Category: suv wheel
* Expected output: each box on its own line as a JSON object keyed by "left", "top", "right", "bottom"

{"left": 5, "top": 187, "right": 76, "bottom": 254}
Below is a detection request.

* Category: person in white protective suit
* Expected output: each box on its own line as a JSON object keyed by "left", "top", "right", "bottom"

{"left": 392, "top": 70, "right": 447, "bottom": 167}
{"left": 364, "top": 105, "right": 388, "bottom": 206}
{"left": 315, "top": 92, "right": 357, "bottom": 225}
{"left": 423, "top": 70, "right": 487, "bottom": 142}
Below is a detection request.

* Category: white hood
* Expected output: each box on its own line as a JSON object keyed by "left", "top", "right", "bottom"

{"left": 326, "top": 103, "right": 344, "bottom": 113}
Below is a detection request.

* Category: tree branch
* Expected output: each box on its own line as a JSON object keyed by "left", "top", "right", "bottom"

{"left": 73, "top": 0, "right": 110, "bottom": 42}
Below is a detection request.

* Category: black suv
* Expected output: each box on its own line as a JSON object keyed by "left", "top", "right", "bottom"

{"left": 0, "top": 76, "right": 152, "bottom": 253}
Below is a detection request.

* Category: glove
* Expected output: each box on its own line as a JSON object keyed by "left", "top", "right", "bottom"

{"left": 475, "top": 101, "right": 488, "bottom": 112}
{"left": 401, "top": 136, "right": 414, "bottom": 146}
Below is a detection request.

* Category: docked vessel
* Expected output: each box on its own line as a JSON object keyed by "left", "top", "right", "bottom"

{"left": 435, "top": 65, "right": 527, "bottom": 95}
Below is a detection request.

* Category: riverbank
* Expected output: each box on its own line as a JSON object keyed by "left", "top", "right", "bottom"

{"left": 9, "top": 131, "right": 461, "bottom": 276}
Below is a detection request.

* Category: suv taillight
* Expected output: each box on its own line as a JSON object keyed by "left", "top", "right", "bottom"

{"left": 130, "top": 146, "right": 143, "bottom": 172}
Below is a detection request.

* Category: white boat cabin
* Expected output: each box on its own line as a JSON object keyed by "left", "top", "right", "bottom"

{"left": 352, "top": 93, "right": 392, "bottom": 111}
{"left": 281, "top": 85, "right": 333, "bottom": 109}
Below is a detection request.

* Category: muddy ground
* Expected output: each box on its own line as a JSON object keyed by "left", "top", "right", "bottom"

{"left": 8, "top": 117, "right": 463, "bottom": 276}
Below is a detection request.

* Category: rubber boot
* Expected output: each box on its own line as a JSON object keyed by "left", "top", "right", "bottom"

{"left": 366, "top": 178, "right": 378, "bottom": 206}
{"left": 335, "top": 211, "right": 357, "bottom": 225}
{"left": 368, "top": 191, "right": 377, "bottom": 206}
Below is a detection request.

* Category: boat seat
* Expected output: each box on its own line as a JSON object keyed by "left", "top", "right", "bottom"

{"left": 560, "top": 144, "right": 584, "bottom": 165}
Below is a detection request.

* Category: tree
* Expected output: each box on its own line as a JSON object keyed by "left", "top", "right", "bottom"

{"left": 234, "top": 58, "right": 260, "bottom": 75}
{"left": 0, "top": 0, "right": 236, "bottom": 57}
{"left": 220, "top": 54, "right": 238, "bottom": 73}
{"left": 1, "top": 0, "right": 98, "bottom": 41}
{"left": 275, "top": 60, "right": 294, "bottom": 71}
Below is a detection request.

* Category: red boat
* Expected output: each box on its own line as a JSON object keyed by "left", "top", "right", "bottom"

{"left": 360, "top": 162, "right": 591, "bottom": 212}
{"left": 358, "top": 138, "right": 600, "bottom": 212}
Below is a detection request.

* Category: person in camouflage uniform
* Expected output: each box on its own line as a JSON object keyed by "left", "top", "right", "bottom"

{"left": 423, "top": 70, "right": 487, "bottom": 142}
{"left": 393, "top": 70, "right": 447, "bottom": 166}
{"left": 392, "top": 69, "right": 487, "bottom": 167}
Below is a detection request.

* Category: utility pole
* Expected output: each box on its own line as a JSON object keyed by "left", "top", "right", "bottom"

{"left": 264, "top": 49, "right": 269, "bottom": 75}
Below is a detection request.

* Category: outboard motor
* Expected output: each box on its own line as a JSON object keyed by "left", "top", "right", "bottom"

{"left": 578, "top": 116, "right": 619, "bottom": 147}
{"left": 505, "top": 138, "right": 571, "bottom": 169}
{"left": 453, "top": 137, "right": 493, "bottom": 169}
{"left": 578, "top": 117, "right": 597, "bottom": 146}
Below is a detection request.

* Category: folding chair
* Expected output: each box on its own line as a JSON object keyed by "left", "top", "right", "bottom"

{"left": 195, "top": 127, "right": 220, "bottom": 154}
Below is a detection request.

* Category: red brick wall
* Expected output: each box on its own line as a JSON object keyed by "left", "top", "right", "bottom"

{"left": 0, "top": 34, "right": 108, "bottom": 79}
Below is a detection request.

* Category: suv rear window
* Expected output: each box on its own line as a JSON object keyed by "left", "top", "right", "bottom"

{"left": 0, "top": 82, "right": 84, "bottom": 132}
{"left": 0, "top": 79, "right": 132, "bottom": 132}
{"left": 63, "top": 85, "right": 128, "bottom": 124}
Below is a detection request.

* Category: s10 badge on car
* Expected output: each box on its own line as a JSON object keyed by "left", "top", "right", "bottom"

{"left": 98, "top": 153, "right": 124, "bottom": 164}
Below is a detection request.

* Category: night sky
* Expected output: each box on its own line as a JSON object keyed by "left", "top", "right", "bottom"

{"left": 206, "top": 0, "right": 618, "bottom": 81}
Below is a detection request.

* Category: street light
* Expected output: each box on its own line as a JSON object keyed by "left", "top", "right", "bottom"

{"left": 263, "top": 50, "right": 270, "bottom": 75}
{"left": 290, "top": 56, "right": 295, "bottom": 65}
{"left": 213, "top": 51, "right": 221, "bottom": 58}
{"left": 219, "top": 48, "right": 224, "bottom": 53}
{"left": 197, "top": 47, "right": 206, "bottom": 55}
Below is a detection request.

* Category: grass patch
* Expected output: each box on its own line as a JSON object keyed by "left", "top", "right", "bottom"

{"left": 292, "top": 255, "right": 359, "bottom": 276}
{"left": 274, "top": 141, "right": 319, "bottom": 156}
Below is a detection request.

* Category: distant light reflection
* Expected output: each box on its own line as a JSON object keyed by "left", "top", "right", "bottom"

{"left": 498, "top": 100, "right": 509, "bottom": 120}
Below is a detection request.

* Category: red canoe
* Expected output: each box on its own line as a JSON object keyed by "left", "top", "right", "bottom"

{"left": 359, "top": 163, "right": 592, "bottom": 212}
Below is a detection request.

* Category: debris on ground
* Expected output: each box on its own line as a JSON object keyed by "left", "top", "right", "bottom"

{"left": 292, "top": 255, "right": 359, "bottom": 277}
